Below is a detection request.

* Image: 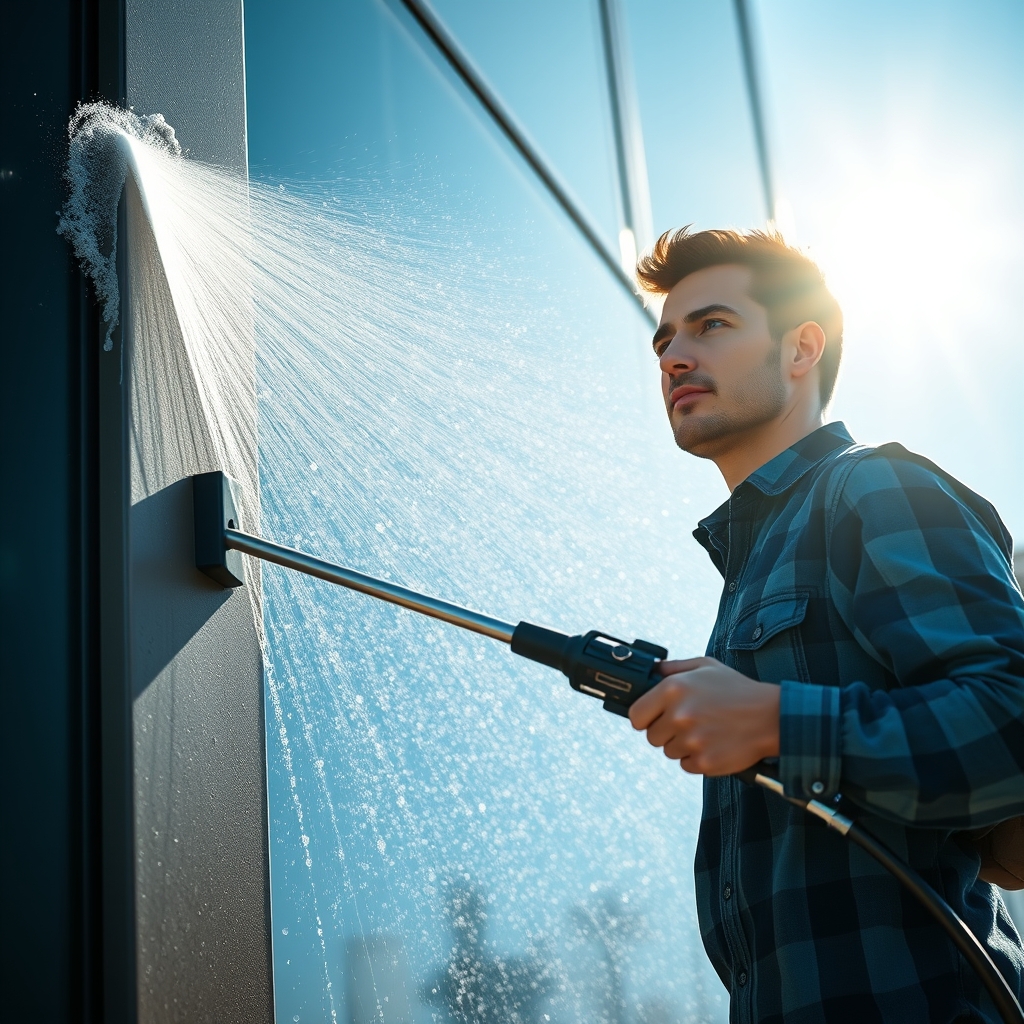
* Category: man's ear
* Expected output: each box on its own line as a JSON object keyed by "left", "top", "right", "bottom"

{"left": 785, "top": 321, "right": 826, "bottom": 381}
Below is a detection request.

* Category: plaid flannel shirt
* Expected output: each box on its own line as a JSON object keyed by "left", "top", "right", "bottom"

{"left": 691, "top": 421, "right": 1024, "bottom": 1024}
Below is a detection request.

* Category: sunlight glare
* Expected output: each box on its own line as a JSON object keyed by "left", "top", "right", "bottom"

{"left": 810, "top": 154, "right": 1009, "bottom": 352}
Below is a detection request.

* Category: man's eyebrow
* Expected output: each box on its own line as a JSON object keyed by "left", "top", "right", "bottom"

{"left": 682, "top": 303, "right": 742, "bottom": 324}
{"left": 652, "top": 323, "right": 675, "bottom": 349}
{"left": 652, "top": 304, "right": 743, "bottom": 350}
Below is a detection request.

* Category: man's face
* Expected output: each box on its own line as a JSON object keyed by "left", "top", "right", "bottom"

{"left": 653, "top": 264, "right": 786, "bottom": 459}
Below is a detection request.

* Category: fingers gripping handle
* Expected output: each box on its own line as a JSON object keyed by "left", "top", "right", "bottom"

{"left": 511, "top": 621, "right": 667, "bottom": 716}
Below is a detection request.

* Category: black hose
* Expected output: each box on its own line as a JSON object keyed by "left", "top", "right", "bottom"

{"left": 843, "top": 822, "right": 1022, "bottom": 1023}
{"left": 739, "top": 766, "right": 1024, "bottom": 1024}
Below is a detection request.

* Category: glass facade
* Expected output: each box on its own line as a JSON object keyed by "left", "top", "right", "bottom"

{"left": 624, "top": 0, "right": 766, "bottom": 234}
{"left": 243, "top": 2, "right": 763, "bottom": 1020}
{"left": 429, "top": 0, "right": 623, "bottom": 250}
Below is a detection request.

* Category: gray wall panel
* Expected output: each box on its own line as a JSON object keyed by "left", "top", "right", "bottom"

{"left": 127, "top": 0, "right": 247, "bottom": 172}
{"left": 122, "top": 3, "right": 272, "bottom": 1020}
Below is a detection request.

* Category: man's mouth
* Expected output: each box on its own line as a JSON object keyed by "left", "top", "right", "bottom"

{"left": 669, "top": 384, "right": 713, "bottom": 411}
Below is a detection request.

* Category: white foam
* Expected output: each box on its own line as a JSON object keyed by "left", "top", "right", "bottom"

{"left": 58, "top": 103, "right": 181, "bottom": 349}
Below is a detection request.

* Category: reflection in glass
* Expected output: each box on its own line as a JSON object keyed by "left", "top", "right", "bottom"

{"left": 428, "top": 0, "right": 623, "bottom": 251}
{"left": 623, "top": 0, "right": 765, "bottom": 234}
{"left": 244, "top": 1, "right": 729, "bottom": 1021}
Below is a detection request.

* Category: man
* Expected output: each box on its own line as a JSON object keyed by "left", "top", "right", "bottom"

{"left": 628, "top": 227, "right": 1024, "bottom": 1022}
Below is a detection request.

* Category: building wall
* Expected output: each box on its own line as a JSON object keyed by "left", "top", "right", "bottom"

{"left": 124, "top": 2, "right": 271, "bottom": 1021}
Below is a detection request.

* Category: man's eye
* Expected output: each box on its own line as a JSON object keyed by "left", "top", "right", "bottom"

{"left": 700, "top": 318, "right": 727, "bottom": 334}
{"left": 654, "top": 340, "right": 670, "bottom": 357}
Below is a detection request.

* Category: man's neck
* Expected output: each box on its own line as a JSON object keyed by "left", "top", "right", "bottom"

{"left": 715, "top": 408, "right": 825, "bottom": 492}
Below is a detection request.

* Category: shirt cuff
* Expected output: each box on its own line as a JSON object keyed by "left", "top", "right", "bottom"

{"left": 779, "top": 681, "right": 843, "bottom": 801}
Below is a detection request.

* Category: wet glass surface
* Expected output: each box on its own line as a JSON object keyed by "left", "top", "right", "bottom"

{"left": 245, "top": 2, "right": 730, "bottom": 1021}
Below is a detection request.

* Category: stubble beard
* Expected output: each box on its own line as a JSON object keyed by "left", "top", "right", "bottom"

{"left": 669, "top": 343, "right": 787, "bottom": 459}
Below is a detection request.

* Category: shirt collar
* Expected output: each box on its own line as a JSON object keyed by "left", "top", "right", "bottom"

{"left": 743, "top": 421, "right": 855, "bottom": 497}
{"left": 691, "top": 422, "right": 856, "bottom": 570}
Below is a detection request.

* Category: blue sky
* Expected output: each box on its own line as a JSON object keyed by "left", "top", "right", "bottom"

{"left": 752, "top": 0, "right": 1024, "bottom": 540}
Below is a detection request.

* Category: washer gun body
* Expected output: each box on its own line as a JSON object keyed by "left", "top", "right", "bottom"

{"left": 509, "top": 622, "right": 667, "bottom": 717}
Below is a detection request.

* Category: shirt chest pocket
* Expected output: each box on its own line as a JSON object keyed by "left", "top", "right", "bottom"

{"left": 726, "top": 590, "right": 810, "bottom": 684}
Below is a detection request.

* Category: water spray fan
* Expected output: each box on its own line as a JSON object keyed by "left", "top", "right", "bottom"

{"left": 193, "top": 470, "right": 1023, "bottom": 1024}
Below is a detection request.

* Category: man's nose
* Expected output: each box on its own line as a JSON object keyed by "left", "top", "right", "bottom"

{"left": 659, "top": 332, "right": 697, "bottom": 377}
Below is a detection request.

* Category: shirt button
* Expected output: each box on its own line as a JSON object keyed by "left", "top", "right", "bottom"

{"left": 727, "top": 580, "right": 738, "bottom": 593}
{"left": 723, "top": 883, "right": 732, "bottom": 900}
{"left": 751, "top": 625, "right": 763, "bottom": 640}
{"left": 811, "top": 781, "right": 825, "bottom": 795}
{"left": 737, "top": 971, "right": 748, "bottom": 987}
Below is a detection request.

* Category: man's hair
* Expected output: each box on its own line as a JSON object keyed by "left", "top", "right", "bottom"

{"left": 636, "top": 227, "right": 844, "bottom": 407}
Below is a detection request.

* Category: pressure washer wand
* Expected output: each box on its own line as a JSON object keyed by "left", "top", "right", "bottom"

{"left": 194, "top": 472, "right": 666, "bottom": 717}
{"left": 193, "top": 472, "right": 1024, "bottom": 1022}
{"left": 220, "top": 518, "right": 667, "bottom": 719}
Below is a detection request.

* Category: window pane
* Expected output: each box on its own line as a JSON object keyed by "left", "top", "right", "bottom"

{"left": 624, "top": 0, "right": 765, "bottom": 234}
{"left": 244, "top": 2, "right": 729, "bottom": 1021}
{"left": 428, "top": 0, "right": 623, "bottom": 251}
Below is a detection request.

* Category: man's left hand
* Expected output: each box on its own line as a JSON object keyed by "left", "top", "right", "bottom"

{"left": 628, "top": 657, "right": 780, "bottom": 776}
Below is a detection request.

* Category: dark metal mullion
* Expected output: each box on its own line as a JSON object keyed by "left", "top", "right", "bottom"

{"left": 95, "top": 1, "right": 137, "bottom": 1021}
{"left": 597, "top": 0, "right": 653, "bottom": 257}
{"left": 394, "top": 0, "right": 652, "bottom": 319}
{"left": 74, "top": 1, "right": 106, "bottom": 1016}
{"left": 597, "top": 0, "right": 634, "bottom": 234}
{"left": 733, "top": 0, "right": 776, "bottom": 221}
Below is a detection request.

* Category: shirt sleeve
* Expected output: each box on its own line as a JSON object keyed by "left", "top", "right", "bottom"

{"left": 778, "top": 451, "right": 1024, "bottom": 828}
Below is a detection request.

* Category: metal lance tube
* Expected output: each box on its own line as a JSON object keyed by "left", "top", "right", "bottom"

{"left": 225, "top": 528, "right": 516, "bottom": 644}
